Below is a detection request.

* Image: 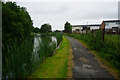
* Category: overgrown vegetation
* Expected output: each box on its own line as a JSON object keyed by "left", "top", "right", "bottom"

{"left": 31, "top": 36, "right": 70, "bottom": 78}
{"left": 3, "top": 38, "right": 34, "bottom": 78}
{"left": 66, "top": 30, "right": 120, "bottom": 70}
{"left": 3, "top": 33, "right": 63, "bottom": 78}
{"left": 2, "top": 1, "right": 63, "bottom": 78}
{"left": 2, "top": 1, "right": 33, "bottom": 78}
{"left": 52, "top": 32, "right": 63, "bottom": 46}
{"left": 2, "top": 2, "right": 33, "bottom": 45}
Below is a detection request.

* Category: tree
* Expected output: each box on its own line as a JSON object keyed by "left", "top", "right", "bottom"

{"left": 54, "top": 30, "right": 61, "bottom": 32}
{"left": 33, "top": 27, "right": 40, "bottom": 33}
{"left": 40, "top": 24, "right": 52, "bottom": 33}
{"left": 2, "top": 1, "right": 33, "bottom": 45}
{"left": 64, "top": 22, "right": 72, "bottom": 33}
{"left": 2, "top": 1, "right": 33, "bottom": 78}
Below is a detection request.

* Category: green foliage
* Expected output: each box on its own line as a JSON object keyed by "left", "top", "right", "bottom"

{"left": 33, "top": 27, "right": 40, "bottom": 33}
{"left": 67, "top": 30, "right": 120, "bottom": 69}
{"left": 2, "top": 2, "right": 33, "bottom": 45}
{"left": 2, "top": 1, "right": 34, "bottom": 78}
{"left": 64, "top": 22, "right": 72, "bottom": 33}
{"left": 2, "top": 37, "right": 34, "bottom": 78}
{"left": 40, "top": 24, "right": 52, "bottom": 33}
{"left": 2, "top": 1, "right": 63, "bottom": 78}
{"left": 2, "top": 34, "right": 63, "bottom": 78}
{"left": 52, "top": 32, "right": 63, "bottom": 46}
{"left": 31, "top": 36, "right": 69, "bottom": 78}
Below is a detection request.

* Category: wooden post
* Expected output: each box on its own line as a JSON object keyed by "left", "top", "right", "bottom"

{"left": 102, "top": 28, "right": 105, "bottom": 41}
{"left": 101, "top": 22, "right": 105, "bottom": 41}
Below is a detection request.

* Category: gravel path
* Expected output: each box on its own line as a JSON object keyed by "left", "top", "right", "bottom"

{"left": 65, "top": 36, "right": 114, "bottom": 79}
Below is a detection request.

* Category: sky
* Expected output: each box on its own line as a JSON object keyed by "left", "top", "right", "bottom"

{"left": 4, "top": 0, "right": 120, "bottom": 30}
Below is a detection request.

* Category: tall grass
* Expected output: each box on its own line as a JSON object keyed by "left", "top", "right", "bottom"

{"left": 67, "top": 30, "right": 120, "bottom": 70}
{"left": 2, "top": 33, "right": 63, "bottom": 78}
{"left": 52, "top": 32, "right": 63, "bottom": 46}
{"left": 2, "top": 38, "right": 34, "bottom": 78}
{"left": 105, "top": 34, "right": 120, "bottom": 50}
{"left": 31, "top": 36, "right": 70, "bottom": 78}
{"left": 31, "top": 35, "right": 57, "bottom": 73}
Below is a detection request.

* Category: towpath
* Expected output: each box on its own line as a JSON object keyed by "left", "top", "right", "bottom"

{"left": 65, "top": 36, "right": 113, "bottom": 79}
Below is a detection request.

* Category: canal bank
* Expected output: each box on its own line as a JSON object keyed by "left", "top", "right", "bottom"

{"left": 3, "top": 32, "right": 62, "bottom": 78}
{"left": 31, "top": 36, "right": 73, "bottom": 78}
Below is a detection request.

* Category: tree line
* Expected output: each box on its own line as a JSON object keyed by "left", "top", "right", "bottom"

{"left": 33, "top": 24, "right": 52, "bottom": 33}
{"left": 2, "top": 1, "right": 33, "bottom": 45}
{"left": 2, "top": 1, "right": 72, "bottom": 46}
{"left": 2, "top": 1, "right": 53, "bottom": 44}
{"left": 33, "top": 21, "right": 72, "bottom": 33}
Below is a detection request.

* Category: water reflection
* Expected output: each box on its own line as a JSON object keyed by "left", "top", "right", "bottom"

{"left": 32, "top": 34, "right": 57, "bottom": 68}
{"left": 50, "top": 36, "right": 57, "bottom": 47}
{"left": 3, "top": 34, "right": 58, "bottom": 78}
{"left": 32, "top": 36, "right": 41, "bottom": 63}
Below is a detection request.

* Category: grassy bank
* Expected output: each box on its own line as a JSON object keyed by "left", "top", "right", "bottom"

{"left": 65, "top": 32, "right": 120, "bottom": 78}
{"left": 3, "top": 32, "right": 63, "bottom": 78}
{"left": 31, "top": 36, "right": 71, "bottom": 78}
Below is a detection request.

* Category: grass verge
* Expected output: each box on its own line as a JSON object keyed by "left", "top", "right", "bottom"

{"left": 30, "top": 36, "right": 72, "bottom": 78}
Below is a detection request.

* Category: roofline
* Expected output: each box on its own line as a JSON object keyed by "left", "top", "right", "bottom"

{"left": 72, "top": 24, "right": 101, "bottom": 27}
{"left": 103, "top": 20, "right": 120, "bottom": 22}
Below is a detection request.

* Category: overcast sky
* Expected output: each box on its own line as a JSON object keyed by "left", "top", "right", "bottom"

{"left": 4, "top": 0, "right": 120, "bottom": 30}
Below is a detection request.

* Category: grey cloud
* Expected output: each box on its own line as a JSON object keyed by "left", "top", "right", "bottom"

{"left": 16, "top": 2, "right": 118, "bottom": 30}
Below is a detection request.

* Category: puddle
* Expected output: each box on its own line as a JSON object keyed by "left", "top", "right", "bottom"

{"left": 73, "top": 48, "right": 77, "bottom": 50}
{"left": 82, "top": 64, "right": 92, "bottom": 69}
{"left": 74, "top": 65, "right": 99, "bottom": 76}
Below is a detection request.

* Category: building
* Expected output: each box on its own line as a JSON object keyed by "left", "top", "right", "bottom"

{"left": 72, "top": 24, "right": 101, "bottom": 33}
{"left": 72, "top": 25, "right": 87, "bottom": 33}
{"left": 118, "top": 1, "right": 120, "bottom": 20}
{"left": 101, "top": 20, "right": 120, "bottom": 34}
{"left": 88, "top": 24, "right": 101, "bottom": 31}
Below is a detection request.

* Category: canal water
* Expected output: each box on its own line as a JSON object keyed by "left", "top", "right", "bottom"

{"left": 4, "top": 34, "right": 58, "bottom": 78}
{"left": 31, "top": 34, "right": 58, "bottom": 72}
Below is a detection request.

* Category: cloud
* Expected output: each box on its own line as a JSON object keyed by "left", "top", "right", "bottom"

{"left": 4, "top": 0, "right": 120, "bottom": 2}
{"left": 4, "top": 1, "right": 119, "bottom": 30}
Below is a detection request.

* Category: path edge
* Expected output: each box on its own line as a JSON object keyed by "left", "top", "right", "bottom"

{"left": 65, "top": 36, "right": 74, "bottom": 78}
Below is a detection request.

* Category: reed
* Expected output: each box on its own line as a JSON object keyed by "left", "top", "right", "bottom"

{"left": 3, "top": 33, "right": 63, "bottom": 78}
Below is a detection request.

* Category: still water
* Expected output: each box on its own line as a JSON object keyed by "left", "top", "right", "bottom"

{"left": 31, "top": 34, "right": 58, "bottom": 71}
